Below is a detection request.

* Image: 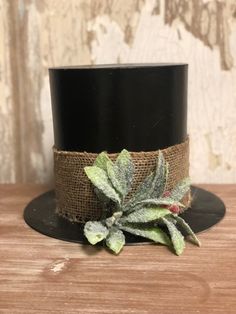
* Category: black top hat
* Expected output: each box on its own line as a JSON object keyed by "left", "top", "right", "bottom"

{"left": 24, "top": 64, "right": 225, "bottom": 255}
{"left": 49, "top": 63, "right": 187, "bottom": 152}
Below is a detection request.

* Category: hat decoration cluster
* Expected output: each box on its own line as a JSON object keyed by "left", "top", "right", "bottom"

{"left": 84, "top": 149, "right": 201, "bottom": 255}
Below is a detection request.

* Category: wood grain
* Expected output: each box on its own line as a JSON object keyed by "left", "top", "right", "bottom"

{"left": 0, "top": 184, "right": 235, "bottom": 313}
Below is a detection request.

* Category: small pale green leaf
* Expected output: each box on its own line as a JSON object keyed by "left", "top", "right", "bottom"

{"left": 119, "top": 224, "right": 171, "bottom": 246}
{"left": 138, "top": 198, "right": 184, "bottom": 207}
{"left": 84, "top": 166, "right": 121, "bottom": 204}
{"left": 94, "top": 151, "right": 111, "bottom": 171}
{"left": 174, "top": 216, "right": 201, "bottom": 246}
{"left": 106, "top": 228, "right": 125, "bottom": 254}
{"left": 161, "top": 217, "right": 185, "bottom": 255}
{"left": 84, "top": 221, "right": 109, "bottom": 245}
{"left": 170, "top": 177, "right": 191, "bottom": 201}
{"left": 115, "top": 149, "right": 134, "bottom": 195}
{"left": 120, "top": 207, "right": 171, "bottom": 223}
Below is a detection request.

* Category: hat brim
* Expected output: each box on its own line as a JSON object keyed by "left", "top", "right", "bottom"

{"left": 23, "top": 186, "right": 226, "bottom": 245}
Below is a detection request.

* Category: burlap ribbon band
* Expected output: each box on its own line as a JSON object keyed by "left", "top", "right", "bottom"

{"left": 53, "top": 138, "right": 190, "bottom": 223}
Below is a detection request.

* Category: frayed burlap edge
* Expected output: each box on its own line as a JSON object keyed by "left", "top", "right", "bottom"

{"left": 54, "top": 137, "right": 190, "bottom": 223}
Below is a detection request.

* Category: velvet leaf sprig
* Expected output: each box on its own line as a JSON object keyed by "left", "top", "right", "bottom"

{"left": 83, "top": 150, "right": 201, "bottom": 255}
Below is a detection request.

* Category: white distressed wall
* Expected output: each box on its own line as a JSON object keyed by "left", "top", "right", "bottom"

{"left": 0, "top": 0, "right": 236, "bottom": 184}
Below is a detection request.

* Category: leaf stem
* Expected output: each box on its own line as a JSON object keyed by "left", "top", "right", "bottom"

{"left": 105, "top": 211, "right": 123, "bottom": 228}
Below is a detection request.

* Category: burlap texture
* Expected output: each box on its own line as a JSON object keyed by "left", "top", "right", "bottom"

{"left": 54, "top": 138, "right": 190, "bottom": 223}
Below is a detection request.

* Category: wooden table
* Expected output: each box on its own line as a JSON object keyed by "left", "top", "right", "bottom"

{"left": 0, "top": 184, "right": 235, "bottom": 314}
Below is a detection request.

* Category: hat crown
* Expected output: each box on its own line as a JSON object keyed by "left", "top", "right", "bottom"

{"left": 49, "top": 63, "right": 188, "bottom": 153}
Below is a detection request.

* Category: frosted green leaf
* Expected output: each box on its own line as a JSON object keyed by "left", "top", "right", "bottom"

{"left": 84, "top": 221, "right": 109, "bottom": 245}
{"left": 93, "top": 152, "right": 112, "bottom": 205}
{"left": 120, "top": 207, "right": 171, "bottom": 223}
{"left": 164, "top": 215, "right": 177, "bottom": 224}
{"left": 138, "top": 198, "right": 184, "bottom": 208}
{"left": 123, "top": 171, "right": 155, "bottom": 211}
{"left": 84, "top": 166, "right": 121, "bottom": 204}
{"left": 106, "top": 160, "right": 125, "bottom": 197}
{"left": 161, "top": 217, "right": 185, "bottom": 255}
{"left": 119, "top": 224, "right": 171, "bottom": 246}
{"left": 170, "top": 177, "right": 191, "bottom": 201}
{"left": 106, "top": 150, "right": 134, "bottom": 199}
{"left": 124, "top": 151, "right": 168, "bottom": 210}
{"left": 94, "top": 151, "right": 111, "bottom": 171}
{"left": 94, "top": 187, "right": 110, "bottom": 206}
{"left": 174, "top": 216, "right": 201, "bottom": 246}
{"left": 106, "top": 228, "right": 125, "bottom": 254}
{"left": 150, "top": 151, "right": 168, "bottom": 198}
{"left": 115, "top": 149, "right": 134, "bottom": 195}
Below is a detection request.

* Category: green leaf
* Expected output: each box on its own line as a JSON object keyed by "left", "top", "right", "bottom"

{"left": 119, "top": 224, "right": 171, "bottom": 246}
{"left": 123, "top": 171, "right": 155, "bottom": 210}
{"left": 120, "top": 207, "right": 171, "bottom": 223}
{"left": 106, "top": 160, "right": 125, "bottom": 197}
{"left": 115, "top": 149, "right": 134, "bottom": 195}
{"left": 84, "top": 166, "right": 121, "bottom": 204}
{"left": 106, "top": 228, "right": 125, "bottom": 254}
{"left": 138, "top": 198, "right": 184, "bottom": 208}
{"left": 106, "top": 150, "right": 134, "bottom": 199}
{"left": 124, "top": 151, "right": 168, "bottom": 210}
{"left": 93, "top": 153, "right": 113, "bottom": 206}
{"left": 174, "top": 216, "right": 201, "bottom": 246}
{"left": 170, "top": 177, "right": 191, "bottom": 201}
{"left": 94, "top": 187, "right": 110, "bottom": 206}
{"left": 84, "top": 221, "right": 109, "bottom": 245}
{"left": 161, "top": 217, "right": 185, "bottom": 255}
{"left": 150, "top": 151, "right": 168, "bottom": 198}
{"left": 94, "top": 151, "right": 111, "bottom": 171}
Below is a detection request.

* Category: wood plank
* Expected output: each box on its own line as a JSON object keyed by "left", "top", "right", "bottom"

{"left": 0, "top": 184, "right": 235, "bottom": 313}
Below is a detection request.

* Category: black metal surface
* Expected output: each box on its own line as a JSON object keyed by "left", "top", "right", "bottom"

{"left": 49, "top": 64, "right": 188, "bottom": 153}
{"left": 23, "top": 186, "right": 226, "bottom": 245}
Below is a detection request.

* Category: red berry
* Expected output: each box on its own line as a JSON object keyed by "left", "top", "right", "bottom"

{"left": 163, "top": 191, "right": 171, "bottom": 197}
{"left": 169, "top": 204, "right": 180, "bottom": 214}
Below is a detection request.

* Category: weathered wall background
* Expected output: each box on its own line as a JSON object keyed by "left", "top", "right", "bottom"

{"left": 0, "top": 0, "right": 236, "bottom": 184}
